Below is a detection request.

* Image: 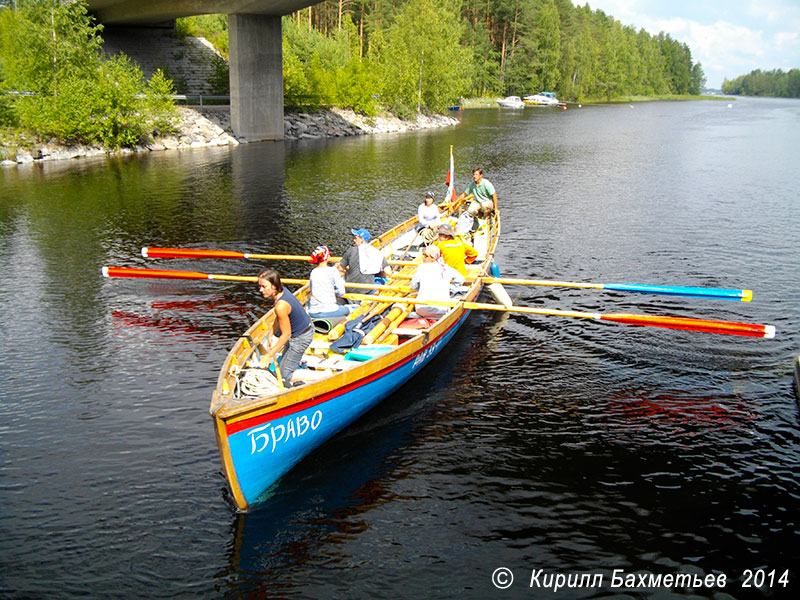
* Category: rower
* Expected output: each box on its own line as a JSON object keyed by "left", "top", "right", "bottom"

{"left": 338, "top": 227, "right": 392, "bottom": 289}
{"left": 434, "top": 224, "right": 478, "bottom": 278}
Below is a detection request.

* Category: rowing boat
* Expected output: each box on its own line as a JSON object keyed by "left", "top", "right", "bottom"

{"left": 99, "top": 145, "right": 776, "bottom": 510}
{"left": 210, "top": 203, "right": 501, "bottom": 510}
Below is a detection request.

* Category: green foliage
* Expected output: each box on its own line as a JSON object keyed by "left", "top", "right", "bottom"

{"left": 463, "top": 18, "right": 500, "bottom": 97}
{"left": 534, "top": 0, "right": 562, "bottom": 92}
{"left": 722, "top": 68, "right": 800, "bottom": 97}
{"left": 155, "top": 0, "right": 710, "bottom": 118}
{"left": 1, "top": 0, "right": 715, "bottom": 151}
{"left": 0, "top": 0, "right": 177, "bottom": 148}
{"left": 176, "top": 14, "right": 229, "bottom": 58}
{"left": 144, "top": 69, "right": 178, "bottom": 135}
{"left": 377, "top": 0, "right": 472, "bottom": 113}
{"left": 0, "top": 0, "right": 103, "bottom": 93}
{"left": 454, "top": 0, "right": 705, "bottom": 101}
{"left": 207, "top": 54, "right": 230, "bottom": 95}
{"left": 0, "top": 93, "right": 16, "bottom": 127}
{"left": 282, "top": 17, "right": 379, "bottom": 115}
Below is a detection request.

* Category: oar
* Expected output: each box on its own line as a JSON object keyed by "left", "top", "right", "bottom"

{"left": 101, "top": 266, "right": 413, "bottom": 292}
{"left": 481, "top": 276, "right": 753, "bottom": 302}
{"left": 341, "top": 293, "right": 776, "bottom": 338}
{"left": 141, "top": 247, "right": 418, "bottom": 267}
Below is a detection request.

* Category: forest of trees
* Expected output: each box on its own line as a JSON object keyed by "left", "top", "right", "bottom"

{"left": 1, "top": 0, "right": 708, "bottom": 148}
{"left": 183, "top": 0, "right": 706, "bottom": 116}
{"left": 722, "top": 69, "right": 800, "bottom": 98}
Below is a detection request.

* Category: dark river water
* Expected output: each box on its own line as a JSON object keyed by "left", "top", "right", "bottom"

{"left": 1, "top": 97, "right": 799, "bottom": 599}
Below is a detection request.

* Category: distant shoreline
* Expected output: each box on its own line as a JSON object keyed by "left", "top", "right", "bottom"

{"left": 459, "top": 94, "right": 735, "bottom": 109}
{"left": 0, "top": 95, "right": 735, "bottom": 167}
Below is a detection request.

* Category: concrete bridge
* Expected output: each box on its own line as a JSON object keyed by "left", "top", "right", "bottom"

{"left": 87, "top": 1, "right": 317, "bottom": 140}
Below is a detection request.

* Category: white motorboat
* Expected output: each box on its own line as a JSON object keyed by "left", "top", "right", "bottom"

{"left": 496, "top": 96, "right": 525, "bottom": 109}
{"left": 523, "top": 91, "right": 563, "bottom": 106}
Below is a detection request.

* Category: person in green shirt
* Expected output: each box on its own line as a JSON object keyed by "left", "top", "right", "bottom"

{"left": 458, "top": 167, "right": 498, "bottom": 217}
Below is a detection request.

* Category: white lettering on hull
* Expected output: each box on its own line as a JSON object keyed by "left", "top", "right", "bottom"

{"left": 247, "top": 410, "right": 323, "bottom": 454}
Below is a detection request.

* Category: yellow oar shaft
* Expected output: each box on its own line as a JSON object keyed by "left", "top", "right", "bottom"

{"left": 480, "top": 276, "right": 752, "bottom": 301}
{"left": 483, "top": 276, "right": 602, "bottom": 289}
{"left": 342, "top": 293, "right": 586, "bottom": 318}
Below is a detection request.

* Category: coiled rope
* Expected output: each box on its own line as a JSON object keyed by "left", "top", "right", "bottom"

{"left": 231, "top": 363, "right": 283, "bottom": 398}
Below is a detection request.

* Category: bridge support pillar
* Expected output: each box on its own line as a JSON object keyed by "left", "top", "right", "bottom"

{"left": 229, "top": 14, "right": 283, "bottom": 141}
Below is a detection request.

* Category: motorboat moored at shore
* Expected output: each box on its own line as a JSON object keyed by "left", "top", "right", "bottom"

{"left": 496, "top": 96, "right": 525, "bottom": 108}
{"left": 523, "top": 91, "right": 564, "bottom": 106}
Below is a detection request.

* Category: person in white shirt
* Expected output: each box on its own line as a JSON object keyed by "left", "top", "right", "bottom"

{"left": 417, "top": 191, "right": 441, "bottom": 230}
{"left": 409, "top": 245, "right": 464, "bottom": 318}
{"left": 338, "top": 228, "right": 392, "bottom": 287}
{"left": 308, "top": 245, "right": 352, "bottom": 318}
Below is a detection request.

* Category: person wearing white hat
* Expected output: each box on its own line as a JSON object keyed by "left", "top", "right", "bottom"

{"left": 409, "top": 245, "right": 464, "bottom": 318}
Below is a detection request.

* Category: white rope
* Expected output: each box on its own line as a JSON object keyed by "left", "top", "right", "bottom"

{"left": 233, "top": 367, "right": 282, "bottom": 398}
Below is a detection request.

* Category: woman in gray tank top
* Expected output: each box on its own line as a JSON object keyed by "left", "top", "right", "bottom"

{"left": 257, "top": 269, "right": 313, "bottom": 387}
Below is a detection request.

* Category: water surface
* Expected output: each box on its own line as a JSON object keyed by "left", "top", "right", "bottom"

{"left": 1, "top": 97, "right": 799, "bottom": 599}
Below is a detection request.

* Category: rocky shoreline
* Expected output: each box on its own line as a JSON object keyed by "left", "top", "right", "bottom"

{"left": 1, "top": 106, "right": 459, "bottom": 166}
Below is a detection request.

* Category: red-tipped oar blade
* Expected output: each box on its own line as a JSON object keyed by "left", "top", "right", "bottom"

{"left": 601, "top": 313, "right": 776, "bottom": 338}
{"left": 102, "top": 266, "right": 258, "bottom": 283}
{"left": 141, "top": 247, "right": 248, "bottom": 260}
{"left": 342, "top": 293, "right": 776, "bottom": 339}
{"left": 103, "top": 266, "right": 212, "bottom": 280}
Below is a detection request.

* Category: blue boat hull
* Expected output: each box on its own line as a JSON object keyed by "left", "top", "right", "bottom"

{"left": 219, "top": 310, "right": 470, "bottom": 507}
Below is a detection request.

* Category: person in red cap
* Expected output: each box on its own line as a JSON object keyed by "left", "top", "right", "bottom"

{"left": 435, "top": 223, "right": 478, "bottom": 277}
{"left": 337, "top": 228, "right": 392, "bottom": 286}
{"left": 308, "top": 245, "right": 352, "bottom": 318}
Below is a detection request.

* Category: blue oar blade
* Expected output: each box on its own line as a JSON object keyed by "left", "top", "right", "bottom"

{"left": 605, "top": 283, "right": 751, "bottom": 301}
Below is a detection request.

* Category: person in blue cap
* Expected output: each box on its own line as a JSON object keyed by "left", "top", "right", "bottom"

{"left": 337, "top": 227, "right": 392, "bottom": 287}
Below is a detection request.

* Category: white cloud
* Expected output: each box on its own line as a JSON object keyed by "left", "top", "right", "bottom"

{"left": 682, "top": 21, "right": 767, "bottom": 85}
{"left": 773, "top": 31, "right": 800, "bottom": 68}
{"left": 581, "top": 0, "right": 799, "bottom": 88}
{"left": 746, "top": 0, "right": 800, "bottom": 30}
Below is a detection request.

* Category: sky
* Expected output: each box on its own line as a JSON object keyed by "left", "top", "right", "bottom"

{"left": 581, "top": 0, "right": 800, "bottom": 88}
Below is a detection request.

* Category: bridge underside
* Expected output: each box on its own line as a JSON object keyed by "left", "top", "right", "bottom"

{"left": 87, "top": 1, "right": 316, "bottom": 140}
{"left": 88, "top": 1, "right": 311, "bottom": 25}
